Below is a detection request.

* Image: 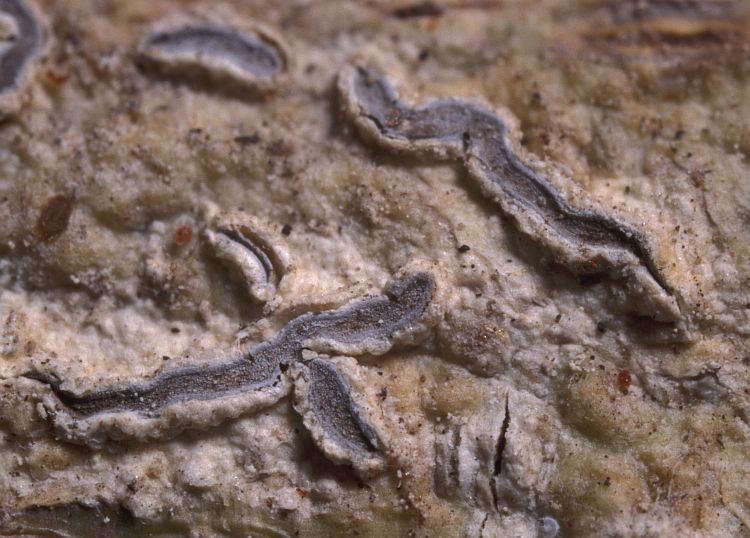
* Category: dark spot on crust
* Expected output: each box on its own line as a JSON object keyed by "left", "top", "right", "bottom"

{"left": 281, "top": 223, "right": 292, "bottom": 236}
{"left": 457, "top": 244, "right": 471, "bottom": 253}
{"left": 578, "top": 273, "right": 603, "bottom": 286}
{"left": 266, "top": 139, "right": 292, "bottom": 156}
{"left": 392, "top": 2, "right": 444, "bottom": 19}
{"left": 234, "top": 133, "right": 260, "bottom": 145}
{"left": 37, "top": 194, "right": 73, "bottom": 243}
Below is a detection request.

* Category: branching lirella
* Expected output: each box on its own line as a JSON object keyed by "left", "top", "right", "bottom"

{"left": 26, "top": 273, "right": 435, "bottom": 471}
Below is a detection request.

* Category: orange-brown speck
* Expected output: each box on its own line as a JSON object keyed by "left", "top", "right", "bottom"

{"left": 617, "top": 369, "right": 632, "bottom": 393}
{"left": 174, "top": 225, "right": 193, "bottom": 246}
{"left": 46, "top": 69, "right": 69, "bottom": 85}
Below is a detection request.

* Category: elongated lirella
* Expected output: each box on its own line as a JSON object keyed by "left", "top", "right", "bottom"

{"left": 138, "top": 22, "right": 287, "bottom": 93}
{"left": 339, "top": 64, "right": 680, "bottom": 321}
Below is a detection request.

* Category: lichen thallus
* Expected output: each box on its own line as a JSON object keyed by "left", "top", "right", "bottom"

{"left": 26, "top": 273, "right": 434, "bottom": 472}
{"left": 338, "top": 63, "right": 681, "bottom": 322}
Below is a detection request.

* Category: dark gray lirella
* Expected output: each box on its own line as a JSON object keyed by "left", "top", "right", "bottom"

{"left": 0, "top": 0, "right": 43, "bottom": 108}
{"left": 292, "top": 357, "right": 384, "bottom": 470}
{"left": 0, "top": 502, "right": 148, "bottom": 538}
{"left": 26, "top": 273, "right": 434, "bottom": 462}
{"left": 290, "top": 271, "right": 434, "bottom": 354}
{"left": 339, "top": 65, "right": 680, "bottom": 321}
{"left": 26, "top": 351, "right": 285, "bottom": 418}
{"left": 138, "top": 22, "right": 287, "bottom": 93}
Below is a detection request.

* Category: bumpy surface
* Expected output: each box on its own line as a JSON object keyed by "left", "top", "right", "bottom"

{"left": 1, "top": 0, "right": 750, "bottom": 537}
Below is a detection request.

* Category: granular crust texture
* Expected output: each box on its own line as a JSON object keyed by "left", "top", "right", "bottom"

{"left": 1, "top": 0, "right": 750, "bottom": 537}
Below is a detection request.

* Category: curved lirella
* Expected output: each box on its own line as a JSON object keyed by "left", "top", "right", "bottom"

{"left": 26, "top": 273, "right": 435, "bottom": 463}
{"left": 205, "top": 218, "right": 290, "bottom": 305}
{"left": 338, "top": 63, "right": 681, "bottom": 322}
{"left": 0, "top": 0, "right": 43, "bottom": 115}
{"left": 137, "top": 21, "right": 288, "bottom": 93}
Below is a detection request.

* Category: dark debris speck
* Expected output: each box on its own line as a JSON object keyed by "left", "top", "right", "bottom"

{"left": 37, "top": 194, "right": 74, "bottom": 243}
{"left": 235, "top": 134, "right": 260, "bottom": 145}
{"left": 393, "top": 2, "right": 443, "bottom": 19}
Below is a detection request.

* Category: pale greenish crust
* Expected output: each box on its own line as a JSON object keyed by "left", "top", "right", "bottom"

{"left": 1, "top": 1, "right": 750, "bottom": 537}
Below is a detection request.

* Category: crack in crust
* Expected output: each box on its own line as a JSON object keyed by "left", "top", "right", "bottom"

{"left": 26, "top": 273, "right": 434, "bottom": 469}
{"left": 338, "top": 64, "right": 680, "bottom": 321}
{"left": 137, "top": 22, "right": 287, "bottom": 93}
{"left": 0, "top": 0, "right": 43, "bottom": 110}
{"left": 219, "top": 228, "right": 275, "bottom": 280}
